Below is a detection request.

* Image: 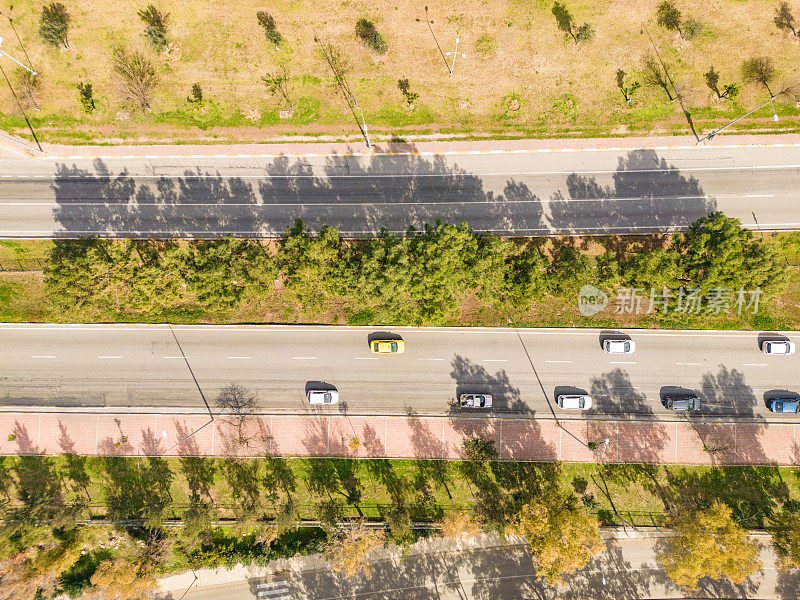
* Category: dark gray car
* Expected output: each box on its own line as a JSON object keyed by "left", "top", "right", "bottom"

{"left": 664, "top": 394, "right": 701, "bottom": 412}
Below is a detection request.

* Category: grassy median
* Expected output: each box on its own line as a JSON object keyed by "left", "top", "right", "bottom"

{"left": 0, "top": 222, "right": 797, "bottom": 329}
{"left": 2, "top": 0, "right": 800, "bottom": 144}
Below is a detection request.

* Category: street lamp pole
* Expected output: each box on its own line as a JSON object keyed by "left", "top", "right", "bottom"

{"left": 0, "top": 37, "right": 37, "bottom": 75}
{"left": 697, "top": 96, "right": 779, "bottom": 143}
{"left": 601, "top": 437, "right": 610, "bottom": 460}
{"left": 355, "top": 101, "right": 371, "bottom": 149}
{"left": 446, "top": 37, "right": 466, "bottom": 75}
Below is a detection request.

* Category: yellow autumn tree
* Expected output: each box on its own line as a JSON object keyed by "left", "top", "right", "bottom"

{"left": 440, "top": 509, "right": 484, "bottom": 540}
{"left": 89, "top": 537, "right": 161, "bottom": 600}
{"left": 325, "top": 522, "right": 385, "bottom": 579}
{"left": 658, "top": 500, "right": 762, "bottom": 589}
{"left": 509, "top": 490, "right": 603, "bottom": 585}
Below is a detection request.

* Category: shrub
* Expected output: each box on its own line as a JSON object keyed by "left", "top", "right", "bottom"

{"left": 76, "top": 82, "right": 95, "bottom": 113}
{"left": 15, "top": 68, "right": 41, "bottom": 108}
{"left": 551, "top": 2, "right": 593, "bottom": 44}
{"left": 615, "top": 69, "right": 640, "bottom": 104}
{"left": 474, "top": 34, "right": 497, "bottom": 56}
{"left": 138, "top": 4, "right": 170, "bottom": 51}
{"left": 355, "top": 18, "right": 388, "bottom": 54}
{"left": 397, "top": 78, "right": 419, "bottom": 105}
{"left": 704, "top": 66, "right": 739, "bottom": 100}
{"left": 39, "top": 2, "right": 70, "bottom": 49}
{"left": 256, "top": 11, "right": 283, "bottom": 46}
{"left": 574, "top": 22, "right": 595, "bottom": 43}
{"left": 742, "top": 56, "right": 777, "bottom": 96}
{"left": 681, "top": 18, "right": 704, "bottom": 40}
{"left": 188, "top": 83, "right": 203, "bottom": 103}
{"left": 112, "top": 48, "right": 159, "bottom": 112}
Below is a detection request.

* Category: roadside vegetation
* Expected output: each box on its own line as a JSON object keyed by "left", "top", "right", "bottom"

{"left": 0, "top": 212, "right": 796, "bottom": 330}
{"left": 1, "top": 1, "right": 799, "bottom": 144}
{"left": 1, "top": 443, "right": 800, "bottom": 598}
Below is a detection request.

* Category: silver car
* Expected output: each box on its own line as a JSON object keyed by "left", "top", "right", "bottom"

{"left": 459, "top": 393, "right": 493, "bottom": 408}
{"left": 603, "top": 339, "right": 635, "bottom": 354}
{"left": 307, "top": 390, "right": 339, "bottom": 405}
{"left": 557, "top": 394, "right": 593, "bottom": 410}
{"left": 761, "top": 340, "right": 795, "bottom": 355}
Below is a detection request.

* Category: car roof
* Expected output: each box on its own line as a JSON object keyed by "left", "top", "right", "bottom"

{"left": 560, "top": 395, "right": 587, "bottom": 408}
{"left": 774, "top": 398, "right": 799, "bottom": 407}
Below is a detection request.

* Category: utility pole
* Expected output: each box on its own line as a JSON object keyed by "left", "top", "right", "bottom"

{"left": 0, "top": 36, "right": 42, "bottom": 151}
{"left": 0, "top": 36, "right": 37, "bottom": 74}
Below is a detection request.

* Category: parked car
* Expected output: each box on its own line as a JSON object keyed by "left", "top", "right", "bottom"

{"left": 603, "top": 339, "right": 636, "bottom": 354}
{"left": 459, "top": 393, "right": 493, "bottom": 408}
{"left": 767, "top": 397, "right": 800, "bottom": 413}
{"left": 307, "top": 390, "right": 339, "bottom": 405}
{"left": 761, "top": 340, "right": 795, "bottom": 355}
{"left": 556, "top": 394, "right": 593, "bottom": 410}
{"left": 663, "top": 394, "right": 701, "bottom": 412}
{"left": 370, "top": 339, "right": 405, "bottom": 354}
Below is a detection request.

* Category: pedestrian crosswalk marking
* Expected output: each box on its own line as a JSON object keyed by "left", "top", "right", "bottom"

{"left": 256, "top": 580, "right": 292, "bottom": 600}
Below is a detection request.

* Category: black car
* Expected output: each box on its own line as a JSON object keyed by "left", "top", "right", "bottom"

{"left": 664, "top": 394, "right": 701, "bottom": 412}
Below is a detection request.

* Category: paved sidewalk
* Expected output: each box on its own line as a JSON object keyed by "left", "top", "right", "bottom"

{"left": 157, "top": 528, "right": 794, "bottom": 600}
{"left": 1, "top": 411, "right": 798, "bottom": 466}
{"left": 31, "top": 132, "right": 800, "bottom": 159}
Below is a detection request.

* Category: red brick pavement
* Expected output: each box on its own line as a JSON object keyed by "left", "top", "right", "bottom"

{"left": 1, "top": 412, "right": 799, "bottom": 465}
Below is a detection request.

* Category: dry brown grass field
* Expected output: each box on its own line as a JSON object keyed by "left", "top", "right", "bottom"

{"left": 0, "top": 0, "right": 799, "bottom": 143}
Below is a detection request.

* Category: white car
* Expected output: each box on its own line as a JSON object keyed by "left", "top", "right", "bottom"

{"left": 557, "top": 394, "right": 593, "bottom": 410}
{"left": 307, "top": 390, "right": 339, "bottom": 405}
{"left": 603, "top": 339, "right": 635, "bottom": 354}
{"left": 761, "top": 340, "right": 795, "bottom": 355}
{"left": 459, "top": 393, "right": 493, "bottom": 408}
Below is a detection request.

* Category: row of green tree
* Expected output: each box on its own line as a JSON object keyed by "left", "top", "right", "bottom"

{"left": 44, "top": 212, "right": 787, "bottom": 324}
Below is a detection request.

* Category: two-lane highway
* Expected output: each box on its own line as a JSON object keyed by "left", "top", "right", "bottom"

{"left": 0, "top": 324, "right": 797, "bottom": 421}
{"left": 1, "top": 144, "right": 800, "bottom": 237}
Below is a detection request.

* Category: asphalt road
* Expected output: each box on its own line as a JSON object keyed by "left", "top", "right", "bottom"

{"left": 1, "top": 324, "right": 797, "bottom": 422}
{"left": 1, "top": 145, "right": 800, "bottom": 237}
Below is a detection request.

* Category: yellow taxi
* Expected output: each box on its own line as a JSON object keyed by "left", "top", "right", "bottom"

{"left": 370, "top": 339, "right": 405, "bottom": 354}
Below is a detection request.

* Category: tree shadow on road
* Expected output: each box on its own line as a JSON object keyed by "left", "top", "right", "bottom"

{"left": 548, "top": 149, "right": 717, "bottom": 234}
{"left": 562, "top": 539, "right": 655, "bottom": 600}
{"left": 50, "top": 150, "right": 544, "bottom": 237}
{"left": 776, "top": 567, "right": 800, "bottom": 600}
{"left": 449, "top": 354, "right": 526, "bottom": 414}
{"left": 49, "top": 148, "right": 714, "bottom": 238}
